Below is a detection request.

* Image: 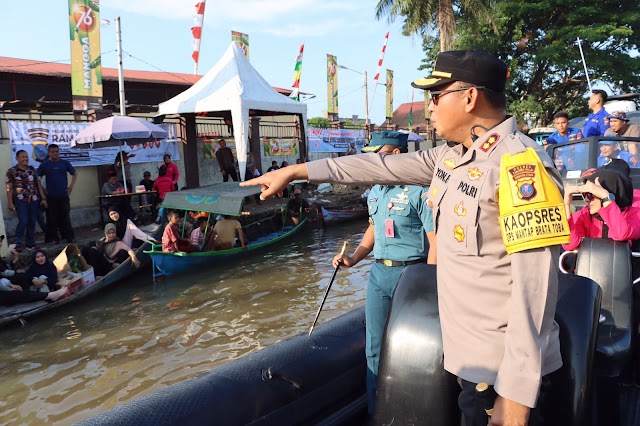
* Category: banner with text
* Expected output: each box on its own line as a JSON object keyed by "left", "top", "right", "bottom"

{"left": 68, "top": 0, "right": 103, "bottom": 112}
{"left": 386, "top": 69, "right": 394, "bottom": 120}
{"left": 263, "top": 137, "right": 299, "bottom": 156}
{"left": 327, "top": 54, "right": 338, "bottom": 120}
{"left": 201, "top": 136, "right": 237, "bottom": 160}
{"left": 307, "top": 128, "right": 365, "bottom": 153}
{"left": 8, "top": 121, "right": 179, "bottom": 167}
{"left": 231, "top": 31, "right": 250, "bottom": 60}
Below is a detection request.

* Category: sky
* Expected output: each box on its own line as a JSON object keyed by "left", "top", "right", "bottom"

{"left": 0, "top": 0, "right": 430, "bottom": 125}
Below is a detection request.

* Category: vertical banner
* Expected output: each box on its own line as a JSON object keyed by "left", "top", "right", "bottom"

{"left": 68, "top": 0, "right": 103, "bottom": 112}
{"left": 385, "top": 69, "right": 394, "bottom": 120}
{"left": 327, "top": 54, "right": 338, "bottom": 121}
{"left": 290, "top": 44, "right": 304, "bottom": 101}
{"left": 231, "top": 31, "right": 250, "bottom": 59}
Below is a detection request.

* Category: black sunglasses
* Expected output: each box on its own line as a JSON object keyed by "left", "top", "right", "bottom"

{"left": 583, "top": 192, "right": 595, "bottom": 202}
{"left": 430, "top": 86, "right": 486, "bottom": 106}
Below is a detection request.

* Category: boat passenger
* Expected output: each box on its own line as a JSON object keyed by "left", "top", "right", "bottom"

{"left": 0, "top": 277, "right": 67, "bottom": 306}
{"left": 331, "top": 130, "right": 435, "bottom": 414}
{"left": 286, "top": 189, "right": 310, "bottom": 225}
{"left": 82, "top": 224, "right": 141, "bottom": 276}
{"left": 162, "top": 211, "right": 194, "bottom": 253}
{"left": 190, "top": 217, "right": 215, "bottom": 251}
{"left": 26, "top": 249, "right": 58, "bottom": 293}
{"left": 108, "top": 206, "right": 158, "bottom": 248}
{"left": 212, "top": 215, "right": 246, "bottom": 251}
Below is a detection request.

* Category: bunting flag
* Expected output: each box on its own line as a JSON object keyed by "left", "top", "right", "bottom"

{"left": 409, "top": 88, "right": 414, "bottom": 131}
{"left": 290, "top": 44, "right": 304, "bottom": 101}
{"left": 191, "top": 0, "right": 206, "bottom": 75}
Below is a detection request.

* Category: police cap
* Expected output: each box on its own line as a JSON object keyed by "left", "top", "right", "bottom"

{"left": 412, "top": 50, "right": 509, "bottom": 92}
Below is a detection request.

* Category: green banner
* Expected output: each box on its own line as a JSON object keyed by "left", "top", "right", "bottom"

{"left": 231, "top": 31, "right": 250, "bottom": 60}
{"left": 263, "top": 137, "right": 299, "bottom": 157}
{"left": 327, "top": 54, "right": 338, "bottom": 120}
{"left": 386, "top": 69, "right": 394, "bottom": 120}
{"left": 68, "top": 0, "right": 103, "bottom": 112}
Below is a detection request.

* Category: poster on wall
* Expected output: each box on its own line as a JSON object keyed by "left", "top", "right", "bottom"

{"left": 8, "top": 121, "right": 179, "bottom": 167}
{"left": 201, "top": 136, "right": 237, "bottom": 160}
{"left": 68, "top": 0, "right": 103, "bottom": 112}
{"left": 307, "top": 127, "right": 365, "bottom": 153}
{"left": 263, "top": 137, "right": 298, "bottom": 157}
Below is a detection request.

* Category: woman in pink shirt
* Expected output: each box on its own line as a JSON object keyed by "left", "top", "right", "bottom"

{"left": 563, "top": 167, "right": 640, "bottom": 251}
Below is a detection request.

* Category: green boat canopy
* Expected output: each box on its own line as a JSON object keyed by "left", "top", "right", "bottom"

{"left": 160, "top": 183, "right": 262, "bottom": 216}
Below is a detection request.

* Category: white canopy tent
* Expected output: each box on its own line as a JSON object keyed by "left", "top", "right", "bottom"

{"left": 158, "top": 42, "right": 308, "bottom": 180}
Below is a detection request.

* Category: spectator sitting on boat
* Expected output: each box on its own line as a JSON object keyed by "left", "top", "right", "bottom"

{"left": 26, "top": 249, "right": 57, "bottom": 293}
{"left": 153, "top": 165, "right": 174, "bottom": 205}
{"left": 1, "top": 246, "right": 30, "bottom": 289}
{"left": 162, "top": 211, "right": 194, "bottom": 254}
{"left": 212, "top": 215, "right": 246, "bottom": 251}
{"left": 286, "top": 189, "right": 310, "bottom": 225}
{"left": 102, "top": 169, "right": 136, "bottom": 220}
{"left": 108, "top": 206, "right": 159, "bottom": 248}
{"left": 0, "top": 275, "right": 67, "bottom": 306}
{"left": 267, "top": 161, "right": 279, "bottom": 172}
{"left": 190, "top": 217, "right": 216, "bottom": 251}
{"left": 82, "top": 223, "right": 141, "bottom": 276}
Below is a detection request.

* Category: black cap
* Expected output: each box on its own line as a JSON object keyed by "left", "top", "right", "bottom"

{"left": 412, "top": 50, "right": 509, "bottom": 92}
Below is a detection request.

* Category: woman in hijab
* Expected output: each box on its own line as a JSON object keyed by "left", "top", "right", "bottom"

{"left": 26, "top": 249, "right": 58, "bottom": 292}
{"left": 563, "top": 166, "right": 640, "bottom": 251}
{"left": 107, "top": 206, "right": 157, "bottom": 248}
{"left": 81, "top": 224, "right": 141, "bottom": 276}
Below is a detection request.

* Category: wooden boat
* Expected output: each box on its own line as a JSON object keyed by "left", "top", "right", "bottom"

{"left": 319, "top": 205, "right": 368, "bottom": 224}
{"left": 0, "top": 223, "right": 161, "bottom": 328}
{"left": 79, "top": 241, "right": 640, "bottom": 426}
{"left": 146, "top": 183, "right": 307, "bottom": 277}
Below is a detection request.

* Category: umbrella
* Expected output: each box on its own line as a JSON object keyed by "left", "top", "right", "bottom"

{"left": 398, "top": 129, "right": 425, "bottom": 142}
{"left": 72, "top": 116, "right": 169, "bottom": 192}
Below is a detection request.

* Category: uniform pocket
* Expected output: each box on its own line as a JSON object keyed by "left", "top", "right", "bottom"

{"left": 450, "top": 223, "right": 479, "bottom": 256}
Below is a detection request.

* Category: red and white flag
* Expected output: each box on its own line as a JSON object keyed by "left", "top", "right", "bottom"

{"left": 373, "top": 32, "right": 389, "bottom": 82}
{"left": 191, "top": 0, "right": 206, "bottom": 75}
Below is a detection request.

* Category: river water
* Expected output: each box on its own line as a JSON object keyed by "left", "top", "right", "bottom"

{"left": 0, "top": 222, "right": 370, "bottom": 425}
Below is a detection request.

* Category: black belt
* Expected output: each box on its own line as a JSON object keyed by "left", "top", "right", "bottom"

{"left": 375, "top": 258, "right": 426, "bottom": 267}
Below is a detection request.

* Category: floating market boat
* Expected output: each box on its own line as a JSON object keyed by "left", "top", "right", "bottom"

{"left": 145, "top": 183, "right": 307, "bottom": 278}
{"left": 0, "top": 224, "right": 161, "bottom": 328}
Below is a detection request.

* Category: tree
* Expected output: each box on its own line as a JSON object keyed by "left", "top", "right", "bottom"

{"left": 374, "top": 0, "right": 495, "bottom": 52}
{"left": 452, "top": 0, "right": 640, "bottom": 125}
{"left": 308, "top": 117, "right": 330, "bottom": 128}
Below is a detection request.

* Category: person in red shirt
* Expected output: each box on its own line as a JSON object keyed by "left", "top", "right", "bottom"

{"left": 163, "top": 154, "right": 179, "bottom": 190}
{"left": 152, "top": 165, "right": 174, "bottom": 203}
{"left": 162, "top": 211, "right": 193, "bottom": 253}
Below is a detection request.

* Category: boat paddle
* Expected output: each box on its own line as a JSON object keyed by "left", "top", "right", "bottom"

{"left": 308, "top": 241, "right": 348, "bottom": 337}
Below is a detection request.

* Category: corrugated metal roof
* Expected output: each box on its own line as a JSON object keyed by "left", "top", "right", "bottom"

{"left": 0, "top": 56, "right": 295, "bottom": 94}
